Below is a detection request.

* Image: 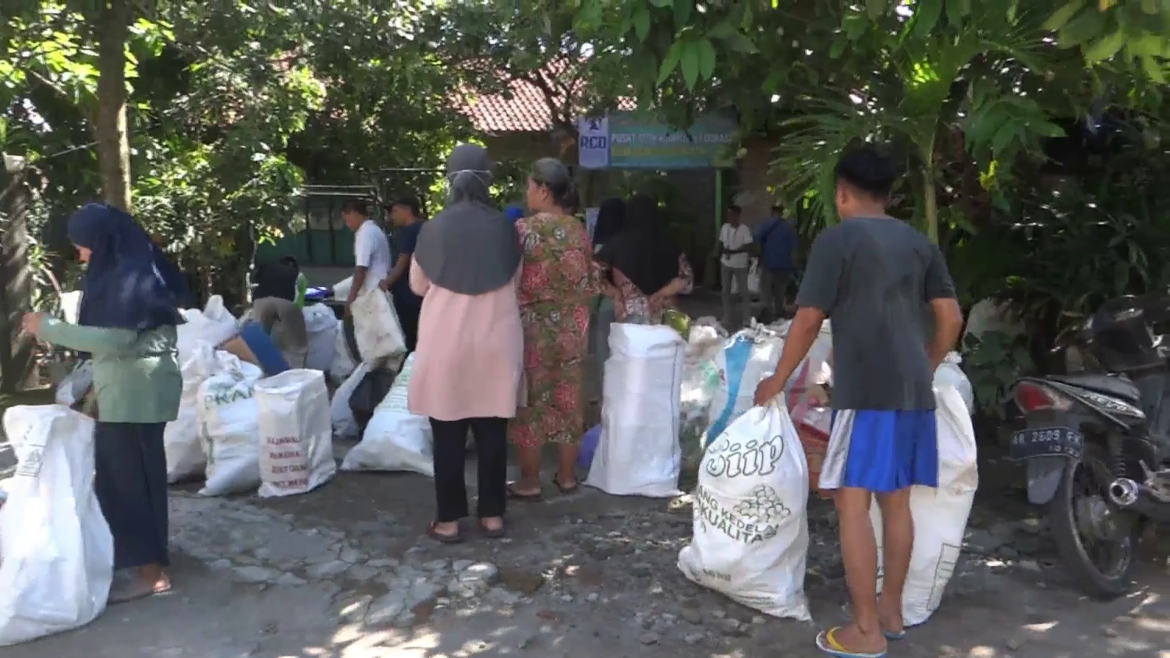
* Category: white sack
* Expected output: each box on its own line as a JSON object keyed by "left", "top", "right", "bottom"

{"left": 0, "top": 405, "right": 113, "bottom": 646}
{"left": 730, "top": 259, "right": 761, "bottom": 296}
{"left": 177, "top": 295, "right": 239, "bottom": 367}
{"left": 332, "top": 276, "right": 353, "bottom": 302}
{"left": 351, "top": 289, "right": 406, "bottom": 362}
{"left": 341, "top": 354, "right": 433, "bottom": 477}
{"left": 679, "top": 325, "right": 729, "bottom": 468}
{"left": 165, "top": 343, "right": 235, "bottom": 483}
{"left": 54, "top": 361, "right": 93, "bottom": 407}
{"left": 871, "top": 385, "right": 979, "bottom": 627}
{"left": 586, "top": 324, "right": 685, "bottom": 498}
{"left": 678, "top": 404, "right": 811, "bottom": 621}
{"left": 933, "top": 351, "right": 973, "bottom": 416}
{"left": 197, "top": 356, "right": 264, "bottom": 496}
{"left": 255, "top": 370, "right": 336, "bottom": 497}
{"left": 332, "top": 361, "right": 373, "bottom": 440}
{"left": 302, "top": 304, "right": 339, "bottom": 372}
{"left": 330, "top": 319, "right": 358, "bottom": 382}
{"left": 59, "top": 291, "right": 83, "bottom": 325}
{"left": 702, "top": 322, "right": 786, "bottom": 446}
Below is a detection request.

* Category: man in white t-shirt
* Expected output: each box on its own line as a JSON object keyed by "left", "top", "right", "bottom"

{"left": 341, "top": 199, "right": 392, "bottom": 315}
{"left": 719, "top": 204, "right": 753, "bottom": 328}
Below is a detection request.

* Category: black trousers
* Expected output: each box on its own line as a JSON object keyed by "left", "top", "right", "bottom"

{"left": 394, "top": 296, "right": 421, "bottom": 353}
{"left": 94, "top": 421, "right": 170, "bottom": 569}
{"left": 429, "top": 417, "right": 507, "bottom": 522}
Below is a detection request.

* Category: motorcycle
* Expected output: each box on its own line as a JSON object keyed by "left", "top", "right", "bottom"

{"left": 1009, "top": 294, "right": 1170, "bottom": 598}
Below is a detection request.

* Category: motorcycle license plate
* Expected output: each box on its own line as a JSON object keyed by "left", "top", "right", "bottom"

{"left": 1009, "top": 427, "right": 1084, "bottom": 460}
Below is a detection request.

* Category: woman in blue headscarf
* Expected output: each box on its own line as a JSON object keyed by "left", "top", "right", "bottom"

{"left": 23, "top": 203, "right": 184, "bottom": 604}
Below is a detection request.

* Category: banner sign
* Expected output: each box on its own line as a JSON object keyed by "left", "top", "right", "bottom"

{"left": 578, "top": 112, "right": 736, "bottom": 170}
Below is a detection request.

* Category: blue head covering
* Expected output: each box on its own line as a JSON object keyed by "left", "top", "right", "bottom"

{"left": 68, "top": 203, "right": 184, "bottom": 331}
{"left": 504, "top": 205, "right": 525, "bottom": 223}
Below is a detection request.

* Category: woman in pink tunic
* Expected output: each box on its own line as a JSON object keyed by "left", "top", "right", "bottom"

{"left": 408, "top": 144, "right": 524, "bottom": 542}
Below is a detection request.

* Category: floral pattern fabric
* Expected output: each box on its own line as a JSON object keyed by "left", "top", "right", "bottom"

{"left": 601, "top": 253, "right": 694, "bottom": 323}
{"left": 509, "top": 212, "right": 597, "bottom": 448}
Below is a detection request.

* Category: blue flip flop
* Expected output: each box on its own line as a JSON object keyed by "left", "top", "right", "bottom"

{"left": 815, "top": 628, "right": 887, "bottom": 658}
{"left": 840, "top": 604, "right": 915, "bottom": 640}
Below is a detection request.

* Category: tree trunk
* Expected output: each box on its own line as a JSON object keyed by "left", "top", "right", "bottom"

{"left": 0, "top": 166, "right": 36, "bottom": 394}
{"left": 96, "top": 0, "right": 132, "bottom": 212}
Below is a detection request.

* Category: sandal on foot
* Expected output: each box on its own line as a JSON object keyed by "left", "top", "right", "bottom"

{"left": 840, "top": 604, "right": 913, "bottom": 640}
{"left": 109, "top": 578, "right": 171, "bottom": 605}
{"left": 479, "top": 522, "right": 507, "bottom": 539}
{"left": 552, "top": 474, "right": 579, "bottom": 495}
{"left": 426, "top": 522, "right": 464, "bottom": 544}
{"left": 815, "top": 628, "right": 887, "bottom": 658}
{"left": 506, "top": 482, "right": 544, "bottom": 502}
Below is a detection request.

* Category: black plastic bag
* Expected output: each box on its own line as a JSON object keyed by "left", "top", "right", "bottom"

{"left": 349, "top": 368, "right": 396, "bottom": 430}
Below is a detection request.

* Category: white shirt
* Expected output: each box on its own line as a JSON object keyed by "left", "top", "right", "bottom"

{"left": 720, "top": 223, "right": 753, "bottom": 269}
{"left": 353, "top": 220, "right": 392, "bottom": 295}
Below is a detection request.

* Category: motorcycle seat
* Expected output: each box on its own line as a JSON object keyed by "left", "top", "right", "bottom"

{"left": 1050, "top": 374, "right": 1141, "bottom": 403}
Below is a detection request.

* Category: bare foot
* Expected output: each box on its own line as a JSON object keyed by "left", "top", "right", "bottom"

{"left": 822, "top": 623, "right": 886, "bottom": 655}
{"left": 480, "top": 516, "right": 503, "bottom": 532}
{"left": 109, "top": 568, "right": 171, "bottom": 605}
{"left": 432, "top": 521, "right": 459, "bottom": 537}
{"left": 507, "top": 480, "right": 543, "bottom": 498}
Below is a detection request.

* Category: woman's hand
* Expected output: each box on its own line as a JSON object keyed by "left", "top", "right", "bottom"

{"left": 21, "top": 312, "right": 44, "bottom": 337}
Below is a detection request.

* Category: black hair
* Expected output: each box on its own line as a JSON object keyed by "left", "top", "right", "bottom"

{"left": 530, "top": 158, "right": 579, "bottom": 211}
{"left": 340, "top": 198, "right": 369, "bottom": 216}
{"left": 834, "top": 145, "right": 899, "bottom": 199}
{"left": 391, "top": 194, "right": 423, "bottom": 217}
{"left": 728, "top": 204, "right": 742, "bottom": 214}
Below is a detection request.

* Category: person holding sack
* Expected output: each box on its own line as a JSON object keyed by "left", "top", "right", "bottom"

{"left": 23, "top": 203, "right": 184, "bottom": 603}
{"left": 408, "top": 144, "right": 524, "bottom": 542}
{"left": 341, "top": 198, "right": 401, "bottom": 362}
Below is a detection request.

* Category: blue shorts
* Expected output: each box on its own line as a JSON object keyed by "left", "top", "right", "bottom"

{"left": 824, "top": 409, "right": 939, "bottom": 492}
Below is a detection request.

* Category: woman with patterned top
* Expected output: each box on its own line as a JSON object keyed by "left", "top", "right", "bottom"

{"left": 507, "top": 158, "right": 598, "bottom": 499}
{"left": 594, "top": 193, "right": 694, "bottom": 324}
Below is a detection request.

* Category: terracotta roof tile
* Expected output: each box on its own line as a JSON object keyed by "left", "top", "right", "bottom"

{"left": 459, "top": 64, "right": 635, "bottom": 134}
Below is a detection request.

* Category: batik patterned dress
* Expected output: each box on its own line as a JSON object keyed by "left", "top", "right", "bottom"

{"left": 510, "top": 212, "right": 597, "bottom": 448}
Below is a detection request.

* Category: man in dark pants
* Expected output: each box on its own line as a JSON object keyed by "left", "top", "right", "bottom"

{"left": 381, "top": 194, "right": 425, "bottom": 352}
{"left": 755, "top": 203, "right": 799, "bottom": 321}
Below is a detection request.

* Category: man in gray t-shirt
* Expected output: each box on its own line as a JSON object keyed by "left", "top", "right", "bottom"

{"left": 754, "top": 146, "right": 962, "bottom": 657}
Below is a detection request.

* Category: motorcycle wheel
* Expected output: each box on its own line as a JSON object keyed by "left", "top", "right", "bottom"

{"left": 1049, "top": 444, "right": 1143, "bottom": 599}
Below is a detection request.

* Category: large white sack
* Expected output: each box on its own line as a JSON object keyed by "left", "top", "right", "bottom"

{"left": 302, "top": 304, "right": 339, "bottom": 372}
{"left": 332, "top": 361, "right": 373, "bottom": 440}
{"left": 351, "top": 289, "right": 406, "bottom": 362}
{"left": 678, "top": 403, "right": 812, "bottom": 621}
{"left": 54, "top": 361, "right": 93, "bottom": 408}
{"left": 330, "top": 319, "right": 358, "bottom": 382}
{"left": 586, "top": 324, "right": 685, "bottom": 498}
{"left": 679, "top": 325, "right": 729, "bottom": 469}
{"left": 0, "top": 405, "right": 113, "bottom": 646}
{"left": 871, "top": 385, "right": 979, "bottom": 627}
{"left": 341, "top": 354, "right": 433, "bottom": 477}
{"left": 165, "top": 343, "right": 235, "bottom": 483}
{"left": 702, "top": 322, "right": 787, "bottom": 446}
{"left": 197, "top": 356, "right": 264, "bottom": 496}
{"left": 933, "top": 351, "right": 973, "bottom": 416}
{"left": 255, "top": 369, "right": 336, "bottom": 497}
{"left": 177, "top": 295, "right": 239, "bottom": 367}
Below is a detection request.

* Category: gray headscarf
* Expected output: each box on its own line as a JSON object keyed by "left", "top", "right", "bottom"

{"left": 413, "top": 144, "right": 522, "bottom": 295}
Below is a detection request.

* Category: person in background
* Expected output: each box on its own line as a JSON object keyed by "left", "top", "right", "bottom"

{"left": 508, "top": 158, "right": 596, "bottom": 500}
{"left": 504, "top": 204, "right": 525, "bottom": 224}
{"left": 382, "top": 194, "right": 426, "bottom": 352}
{"left": 590, "top": 197, "right": 625, "bottom": 251}
{"left": 250, "top": 296, "right": 309, "bottom": 368}
{"left": 585, "top": 197, "right": 625, "bottom": 398}
{"left": 23, "top": 203, "right": 184, "bottom": 603}
{"left": 753, "top": 146, "right": 963, "bottom": 658}
{"left": 595, "top": 193, "right": 693, "bottom": 323}
{"left": 755, "top": 203, "right": 799, "bottom": 321}
{"left": 341, "top": 199, "right": 393, "bottom": 355}
{"left": 719, "top": 204, "right": 753, "bottom": 329}
{"left": 408, "top": 144, "right": 523, "bottom": 542}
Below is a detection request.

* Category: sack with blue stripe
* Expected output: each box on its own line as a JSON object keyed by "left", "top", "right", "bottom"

{"left": 701, "top": 322, "right": 786, "bottom": 449}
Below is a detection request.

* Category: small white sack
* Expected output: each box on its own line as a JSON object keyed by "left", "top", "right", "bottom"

{"left": 255, "top": 370, "right": 336, "bottom": 497}
{"left": 177, "top": 295, "right": 239, "bottom": 367}
{"left": 53, "top": 361, "right": 93, "bottom": 407}
{"left": 933, "top": 352, "right": 974, "bottom": 416}
{"left": 332, "top": 361, "right": 373, "bottom": 440}
{"left": 341, "top": 354, "right": 433, "bottom": 477}
{"left": 197, "top": 355, "right": 264, "bottom": 496}
{"left": 330, "top": 319, "right": 358, "bottom": 382}
{"left": 729, "top": 259, "right": 761, "bottom": 296}
{"left": 871, "top": 385, "right": 979, "bottom": 627}
{"left": 0, "top": 405, "right": 113, "bottom": 646}
{"left": 302, "top": 304, "right": 340, "bottom": 372}
{"left": 586, "top": 324, "right": 685, "bottom": 498}
{"left": 678, "top": 404, "right": 811, "bottom": 621}
{"left": 351, "top": 289, "right": 406, "bottom": 362}
{"left": 164, "top": 343, "right": 233, "bottom": 483}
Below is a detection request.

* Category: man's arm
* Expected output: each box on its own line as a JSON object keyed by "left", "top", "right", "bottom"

{"left": 382, "top": 254, "right": 410, "bottom": 291}
{"left": 924, "top": 244, "right": 962, "bottom": 370}
{"left": 348, "top": 226, "right": 372, "bottom": 308}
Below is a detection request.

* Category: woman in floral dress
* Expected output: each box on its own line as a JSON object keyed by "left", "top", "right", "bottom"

{"left": 594, "top": 193, "right": 694, "bottom": 324}
{"left": 508, "top": 158, "right": 597, "bottom": 499}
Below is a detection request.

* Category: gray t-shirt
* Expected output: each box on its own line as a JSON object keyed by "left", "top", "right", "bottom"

{"left": 796, "top": 218, "right": 955, "bottom": 411}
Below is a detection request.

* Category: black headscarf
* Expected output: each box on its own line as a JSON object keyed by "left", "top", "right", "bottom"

{"left": 595, "top": 193, "right": 682, "bottom": 296}
{"left": 591, "top": 197, "right": 625, "bottom": 249}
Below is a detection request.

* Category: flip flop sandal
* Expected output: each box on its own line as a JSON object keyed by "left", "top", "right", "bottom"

{"left": 109, "top": 578, "right": 172, "bottom": 605}
{"left": 506, "top": 482, "right": 544, "bottom": 502}
{"left": 426, "top": 522, "right": 464, "bottom": 544}
{"left": 552, "top": 474, "right": 579, "bottom": 495}
{"left": 479, "top": 522, "right": 507, "bottom": 539}
{"left": 815, "top": 627, "right": 887, "bottom": 658}
{"left": 840, "top": 604, "right": 914, "bottom": 640}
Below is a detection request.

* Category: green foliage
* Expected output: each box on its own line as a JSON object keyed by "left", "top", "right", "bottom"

{"left": 962, "top": 330, "right": 1033, "bottom": 418}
